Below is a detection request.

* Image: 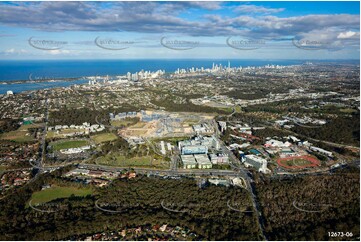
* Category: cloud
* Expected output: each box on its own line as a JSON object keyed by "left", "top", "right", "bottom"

{"left": 0, "top": 1, "right": 359, "bottom": 50}
{"left": 4, "top": 48, "right": 28, "bottom": 54}
{"left": 187, "top": 2, "right": 222, "bottom": 10}
{"left": 234, "top": 4, "right": 285, "bottom": 14}
{"left": 337, "top": 31, "right": 356, "bottom": 39}
{"left": 47, "top": 49, "right": 71, "bottom": 55}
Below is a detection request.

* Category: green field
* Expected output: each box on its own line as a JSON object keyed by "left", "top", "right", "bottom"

{"left": 0, "top": 124, "right": 43, "bottom": 142}
{"left": 110, "top": 117, "right": 139, "bottom": 127}
{"left": 51, "top": 140, "right": 89, "bottom": 151}
{"left": 130, "top": 121, "right": 147, "bottom": 128}
{"left": 91, "top": 132, "right": 118, "bottom": 144}
{"left": 0, "top": 130, "right": 34, "bottom": 142}
{"left": 340, "top": 108, "right": 357, "bottom": 113}
{"left": 95, "top": 154, "right": 169, "bottom": 169}
{"left": 151, "top": 136, "right": 189, "bottom": 145}
{"left": 28, "top": 186, "right": 92, "bottom": 205}
{"left": 282, "top": 159, "right": 313, "bottom": 167}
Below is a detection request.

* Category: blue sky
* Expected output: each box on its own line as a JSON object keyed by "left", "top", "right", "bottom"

{"left": 0, "top": 1, "right": 359, "bottom": 60}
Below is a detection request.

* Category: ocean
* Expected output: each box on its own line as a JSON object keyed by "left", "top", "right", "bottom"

{"left": 0, "top": 59, "right": 358, "bottom": 94}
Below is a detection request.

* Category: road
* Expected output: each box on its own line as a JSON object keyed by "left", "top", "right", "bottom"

{"left": 0, "top": 97, "right": 49, "bottom": 200}
{"left": 79, "top": 163, "right": 243, "bottom": 176}
{"left": 213, "top": 119, "right": 267, "bottom": 240}
{"left": 272, "top": 125, "right": 359, "bottom": 150}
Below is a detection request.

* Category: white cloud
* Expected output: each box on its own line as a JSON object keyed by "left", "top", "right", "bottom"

{"left": 337, "top": 31, "right": 356, "bottom": 39}
{"left": 47, "top": 49, "right": 70, "bottom": 55}
{"left": 4, "top": 48, "right": 28, "bottom": 54}
{"left": 234, "top": 4, "right": 285, "bottom": 14}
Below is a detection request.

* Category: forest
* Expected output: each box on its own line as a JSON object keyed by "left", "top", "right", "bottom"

{"left": 0, "top": 119, "right": 21, "bottom": 134}
{"left": 255, "top": 166, "right": 360, "bottom": 240}
{"left": 292, "top": 114, "right": 360, "bottom": 146}
{"left": 0, "top": 164, "right": 359, "bottom": 241}
{"left": 151, "top": 96, "right": 231, "bottom": 114}
{"left": 0, "top": 167, "right": 261, "bottom": 241}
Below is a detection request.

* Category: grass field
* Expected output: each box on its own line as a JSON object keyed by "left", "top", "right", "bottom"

{"left": 51, "top": 140, "right": 89, "bottom": 151}
{"left": 130, "top": 122, "right": 147, "bottom": 128}
{"left": 282, "top": 159, "right": 313, "bottom": 167}
{"left": 340, "top": 108, "right": 357, "bottom": 113}
{"left": 95, "top": 153, "right": 169, "bottom": 169}
{"left": 277, "top": 155, "right": 320, "bottom": 169}
{"left": 0, "top": 127, "right": 34, "bottom": 142}
{"left": 110, "top": 118, "right": 139, "bottom": 127}
{"left": 28, "top": 186, "right": 92, "bottom": 205}
{"left": 151, "top": 137, "right": 189, "bottom": 145}
{"left": 91, "top": 133, "right": 118, "bottom": 144}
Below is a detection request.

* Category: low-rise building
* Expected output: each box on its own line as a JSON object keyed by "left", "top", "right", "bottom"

{"left": 310, "top": 146, "right": 333, "bottom": 157}
{"left": 181, "top": 155, "right": 197, "bottom": 169}
{"left": 194, "top": 154, "right": 212, "bottom": 169}
{"left": 181, "top": 145, "right": 208, "bottom": 155}
{"left": 209, "top": 153, "right": 229, "bottom": 164}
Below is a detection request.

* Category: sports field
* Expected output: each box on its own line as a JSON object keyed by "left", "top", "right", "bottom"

{"left": 277, "top": 155, "right": 320, "bottom": 169}
{"left": 28, "top": 186, "right": 92, "bottom": 205}
{"left": 51, "top": 140, "right": 89, "bottom": 151}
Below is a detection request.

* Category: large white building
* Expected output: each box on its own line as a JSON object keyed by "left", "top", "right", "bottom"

{"left": 243, "top": 154, "right": 270, "bottom": 173}
{"left": 178, "top": 135, "right": 220, "bottom": 154}
{"left": 194, "top": 154, "right": 212, "bottom": 169}
{"left": 209, "top": 153, "right": 229, "bottom": 164}
{"left": 310, "top": 146, "right": 333, "bottom": 157}
{"left": 181, "top": 155, "right": 197, "bottom": 169}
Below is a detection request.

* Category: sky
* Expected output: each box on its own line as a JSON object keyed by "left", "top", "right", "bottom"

{"left": 0, "top": 1, "right": 359, "bottom": 60}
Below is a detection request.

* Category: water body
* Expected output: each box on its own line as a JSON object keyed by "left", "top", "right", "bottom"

{"left": 0, "top": 59, "right": 358, "bottom": 94}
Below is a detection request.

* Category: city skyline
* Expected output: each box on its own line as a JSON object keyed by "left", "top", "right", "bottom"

{"left": 0, "top": 1, "right": 359, "bottom": 60}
